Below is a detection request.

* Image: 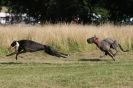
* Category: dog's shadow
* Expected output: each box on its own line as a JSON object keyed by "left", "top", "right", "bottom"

{"left": 79, "top": 59, "right": 101, "bottom": 61}
{"left": 0, "top": 61, "right": 57, "bottom": 65}
{"left": 0, "top": 62, "right": 23, "bottom": 65}
{"left": 78, "top": 57, "right": 108, "bottom": 62}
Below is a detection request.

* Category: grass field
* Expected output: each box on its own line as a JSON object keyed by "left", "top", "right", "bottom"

{"left": 0, "top": 24, "right": 132, "bottom": 88}
{"left": 0, "top": 51, "right": 133, "bottom": 88}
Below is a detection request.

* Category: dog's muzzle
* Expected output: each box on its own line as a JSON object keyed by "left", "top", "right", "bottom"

{"left": 87, "top": 38, "right": 93, "bottom": 44}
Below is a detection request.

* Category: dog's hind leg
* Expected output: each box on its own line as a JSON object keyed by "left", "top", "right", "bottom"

{"left": 118, "top": 44, "right": 129, "bottom": 52}
{"left": 113, "top": 48, "right": 118, "bottom": 56}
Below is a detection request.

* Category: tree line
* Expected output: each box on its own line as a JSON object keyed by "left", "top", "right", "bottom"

{"left": 0, "top": 0, "right": 133, "bottom": 24}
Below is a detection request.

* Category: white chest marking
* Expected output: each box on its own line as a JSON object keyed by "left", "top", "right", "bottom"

{"left": 15, "top": 41, "right": 19, "bottom": 51}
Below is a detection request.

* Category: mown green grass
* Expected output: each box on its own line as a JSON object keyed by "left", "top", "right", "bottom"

{"left": 0, "top": 52, "right": 133, "bottom": 88}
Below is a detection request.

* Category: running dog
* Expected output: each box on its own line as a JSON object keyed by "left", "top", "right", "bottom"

{"left": 6, "top": 40, "right": 68, "bottom": 60}
{"left": 87, "top": 35, "right": 129, "bottom": 61}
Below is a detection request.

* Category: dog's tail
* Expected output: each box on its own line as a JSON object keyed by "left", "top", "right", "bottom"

{"left": 118, "top": 44, "right": 129, "bottom": 52}
{"left": 43, "top": 45, "right": 68, "bottom": 58}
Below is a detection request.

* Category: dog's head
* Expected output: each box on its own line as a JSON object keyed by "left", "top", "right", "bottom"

{"left": 9, "top": 41, "right": 19, "bottom": 50}
{"left": 87, "top": 35, "right": 99, "bottom": 44}
{"left": 11, "top": 41, "right": 17, "bottom": 47}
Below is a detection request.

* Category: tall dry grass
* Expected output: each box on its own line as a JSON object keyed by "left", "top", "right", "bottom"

{"left": 0, "top": 24, "right": 133, "bottom": 53}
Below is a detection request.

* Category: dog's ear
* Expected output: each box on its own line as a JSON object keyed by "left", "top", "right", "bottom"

{"left": 13, "top": 40, "right": 16, "bottom": 42}
{"left": 96, "top": 37, "right": 99, "bottom": 40}
{"left": 13, "top": 40, "right": 16, "bottom": 43}
{"left": 93, "top": 35, "right": 99, "bottom": 42}
{"left": 11, "top": 40, "right": 16, "bottom": 43}
{"left": 94, "top": 35, "right": 99, "bottom": 39}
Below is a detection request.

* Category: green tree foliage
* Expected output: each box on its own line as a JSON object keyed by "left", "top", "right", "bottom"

{"left": 105, "top": 0, "right": 133, "bottom": 22}
{"left": 0, "top": 0, "right": 133, "bottom": 23}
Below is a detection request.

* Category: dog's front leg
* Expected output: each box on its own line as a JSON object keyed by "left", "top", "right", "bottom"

{"left": 15, "top": 50, "right": 26, "bottom": 60}
{"left": 15, "top": 51, "right": 19, "bottom": 60}
{"left": 6, "top": 52, "right": 16, "bottom": 56}
{"left": 6, "top": 50, "right": 19, "bottom": 60}
{"left": 6, "top": 46, "right": 18, "bottom": 56}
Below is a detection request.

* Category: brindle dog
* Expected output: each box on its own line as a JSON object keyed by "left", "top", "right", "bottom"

{"left": 6, "top": 40, "right": 68, "bottom": 60}
{"left": 87, "top": 36, "right": 129, "bottom": 61}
